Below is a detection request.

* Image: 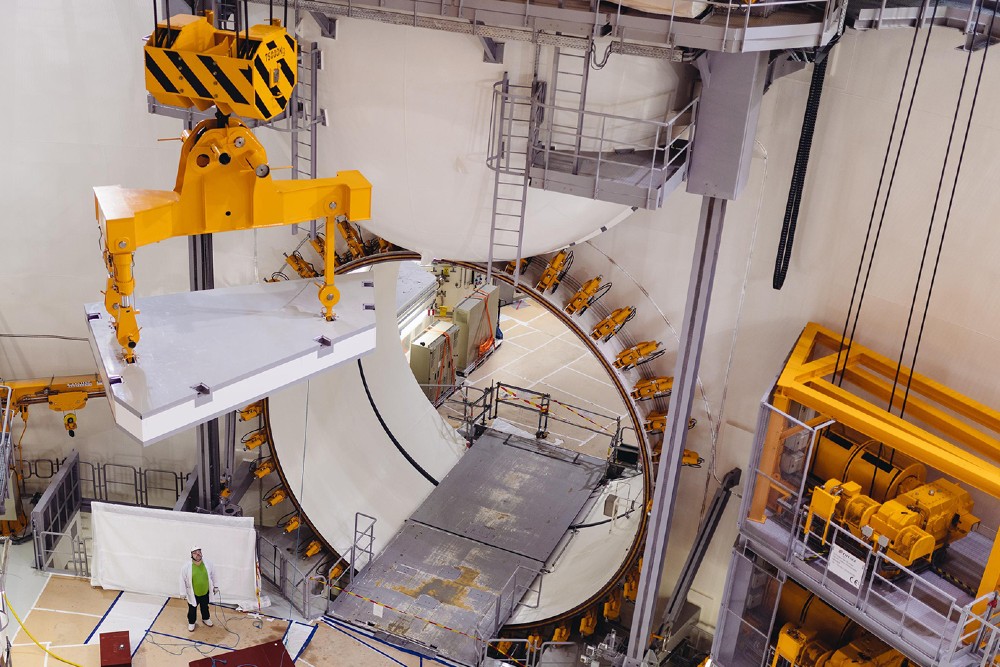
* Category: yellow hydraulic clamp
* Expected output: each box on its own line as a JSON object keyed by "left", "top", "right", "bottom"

{"left": 375, "top": 237, "right": 394, "bottom": 253}
{"left": 285, "top": 251, "right": 319, "bottom": 278}
{"left": 579, "top": 608, "right": 598, "bottom": 637}
{"left": 264, "top": 487, "right": 287, "bottom": 506}
{"left": 603, "top": 589, "right": 622, "bottom": 621}
{"left": 526, "top": 633, "right": 543, "bottom": 653}
{"left": 304, "top": 540, "right": 322, "bottom": 558}
{"left": 504, "top": 258, "right": 529, "bottom": 275}
{"left": 243, "top": 430, "right": 268, "bottom": 451}
{"left": 564, "top": 276, "right": 610, "bottom": 316}
{"left": 252, "top": 458, "right": 276, "bottom": 479}
{"left": 309, "top": 234, "right": 328, "bottom": 260}
{"left": 283, "top": 515, "right": 301, "bottom": 533}
{"left": 97, "top": 115, "right": 371, "bottom": 362}
{"left": 590, "top": 307, "right": 636, "bottom": 342}
{"left": 145, "top": 12, "right": 296, "bottom": 121}
{"left": 613, "top": 341, "right": 663, "bottom": 371}
{"left": 535, "top": 250, "right": 573, "bottom": 293}
{"left": 631, "top": 376, "right": 674, "bottom": 401}
{"left": 239, "top": 401, "right": 263, "bottom": 421}
{"left": 552, "top": 625, "right": 570, "bottom": 643}
{"left": 338, "top": 219, "right": 368, "bottom": 261}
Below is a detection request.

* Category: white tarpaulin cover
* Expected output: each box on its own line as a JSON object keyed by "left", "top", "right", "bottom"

{"left": 90, "top": 503, "right": 258, "bottom": 607}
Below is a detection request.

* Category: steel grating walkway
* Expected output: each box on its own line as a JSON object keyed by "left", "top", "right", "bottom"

{"left": 329, "top": 430, "right": 606, "bottom": 665}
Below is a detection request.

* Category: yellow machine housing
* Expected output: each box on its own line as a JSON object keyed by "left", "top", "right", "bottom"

{"left": 535, "top": 250, "right": 572, "bottom": 293}
{"left": 613, "top": 341, "right": 662, "bottom": 371}
{"left": 631, "top": 377, "right": 674, "bottom": 401}
{"left": 591, "top": 307, "right": 636, "bottom": 342}
{"left": 807, "top": 477, "right": 978, "bottom": 566}
{"left": 564, "top": 276, "right": 605, "bottom": 316}
{"left": 97, "top": 116, "right": 371, "bottom": 361}
{"left": 145, "top": 13, "right": 296, "bottom": 121}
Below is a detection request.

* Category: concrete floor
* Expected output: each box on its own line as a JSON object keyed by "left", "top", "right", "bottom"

{"left": 457, "top": 297, "right": 630, "bottom": 461}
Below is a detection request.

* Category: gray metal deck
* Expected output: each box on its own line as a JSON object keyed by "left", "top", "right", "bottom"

{"left": 329, "top": 431, "right": 606, "bottom": 665}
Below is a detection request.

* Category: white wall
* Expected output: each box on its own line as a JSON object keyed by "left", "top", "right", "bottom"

{"left": 4, "top": 0, "right": 1000, "bottom": 633}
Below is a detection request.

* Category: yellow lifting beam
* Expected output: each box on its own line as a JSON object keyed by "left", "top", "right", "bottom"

{"left": 96, "top": 116, "right": 372, "bottom": 362}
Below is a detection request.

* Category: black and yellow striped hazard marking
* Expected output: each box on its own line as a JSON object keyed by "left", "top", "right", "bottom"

{"left": 145, "top": 30, "right": 296, "bottom": 121}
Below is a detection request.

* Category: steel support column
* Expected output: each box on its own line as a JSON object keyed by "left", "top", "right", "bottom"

{"left": 189, "top": 234, "right": 222, "bottom": 512}
{"left": 625, "top": 196, "right": 728, "bottom": 666}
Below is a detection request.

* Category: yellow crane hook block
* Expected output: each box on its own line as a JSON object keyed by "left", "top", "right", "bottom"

{"left": 145, "top": 12, "right": 297, "bottom": 121}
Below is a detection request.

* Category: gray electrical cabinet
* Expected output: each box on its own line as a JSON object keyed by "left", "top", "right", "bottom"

{"left": 409, "top": 321, "right": 460, "bottom": 401}
{"left": 454, "top": 285, "right": 499, "bottom": 373}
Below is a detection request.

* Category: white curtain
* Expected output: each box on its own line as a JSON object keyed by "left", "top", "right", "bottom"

{"left": 90, "top": 503, "right": 258, "bottom": 607}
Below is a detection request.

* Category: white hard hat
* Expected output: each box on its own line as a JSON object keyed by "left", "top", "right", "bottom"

{"left": 191, "top": 546, "right": 201, "bottom": 553}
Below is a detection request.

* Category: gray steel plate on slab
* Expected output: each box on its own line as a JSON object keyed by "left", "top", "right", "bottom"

{"left": 330, "top": 522, "right": 540, "bottom": 665}
{"left": 410, "top": 431, "right": 606, "bottom": 562}
{"left": 86, "top": 274, "right": 377, "bottom": 444}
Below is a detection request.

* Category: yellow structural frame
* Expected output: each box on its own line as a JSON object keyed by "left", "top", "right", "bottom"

{"left": 752, "top": 322, "right": 1000, "bottom": 600}
{"left": 97, "top": 116, "right": 371, "bottom": 362}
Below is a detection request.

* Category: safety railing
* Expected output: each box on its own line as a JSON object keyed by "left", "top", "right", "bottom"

{"left": 30, "top": 450, "right": 91, "bottom": 577}
{"left": 473, "top": 565, "right": 541, "bottom": 658}
{"left": 420, "top": 383, "right": 493, "bottom": 444}
{"left": 19, "top": 456, "right": 188, "bottom": 509}
{"left": 488, "top": 79, "right": 697, "bottom": 209}
{"left": 493, "top": 382, "right": 623, "bottom": 466}
{"left": 481, "top": 637, "right": 581, "bottom": 666}
{"left": 257, "top": 530, "right": 331, "bottom": 619}
{"left": 349, "top": 512, "right": 376, "bottom": 585}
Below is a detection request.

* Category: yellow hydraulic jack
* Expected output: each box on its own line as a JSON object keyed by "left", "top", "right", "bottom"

{"left": 631, "top": 377, "right": 674, "bottom": 401}
{"left": 613, "top": 341, "right": 664, "bottom": 371}
{"left": 643, "top": 411, "right": 697, "bottom": 434}
{"left": 97, "top": 115, "right": 371, "bottom": 362}
{"left": 590, "top": 307, "right": 636, "bottom": 342}
{"left": 535, "top": 250, "right": 573, "bottom": 293}
{"left": 338, "top": 219, "right": 368, "bottom": 261}
{"left": 504, "top": 258, "right": 529, "bottom": 275}
{"left": 564, "top": 276, "right": 610, "bottom": 316}
{"left": 284, "top": 251, "right": 319, "bottom": 278}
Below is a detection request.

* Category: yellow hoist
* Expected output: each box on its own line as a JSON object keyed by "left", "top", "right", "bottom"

{"left": 98, "top": 10, "right": 372, "bottom": 363}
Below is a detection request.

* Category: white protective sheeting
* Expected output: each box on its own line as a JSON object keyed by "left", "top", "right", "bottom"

{"left": 90, "top": 503, "right": 258, "bottom": 607}
{"left": 269, "top": 262, "right": 468, "bottom": 563}
{"left": 616, "top": 0, "right": 708, "bottom": 18}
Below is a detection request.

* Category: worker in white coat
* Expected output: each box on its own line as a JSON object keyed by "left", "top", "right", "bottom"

{"left": 181, "top": 546, "right": 219, "bottom": 631}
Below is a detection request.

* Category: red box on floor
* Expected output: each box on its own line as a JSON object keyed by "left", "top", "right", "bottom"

{"left": 99, "top": 630, "right": 132, "bottom": 667}
{"left": 189, "top": 640, "right": 292, "bottom": 667}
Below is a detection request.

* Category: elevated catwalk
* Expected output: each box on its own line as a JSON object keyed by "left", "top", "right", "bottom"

{"left": 329, "top": 430, "right": 606, "bottom": 665}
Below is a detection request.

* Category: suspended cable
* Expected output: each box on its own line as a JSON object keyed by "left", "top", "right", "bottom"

{"left": 900, "top": 6, "right": 998, "bottom": 416}
{"left": 888, "top": 0, "right": 988, "bottom": 414}
{"left": 833, "top": 0, "right": 942, "bottom": 386}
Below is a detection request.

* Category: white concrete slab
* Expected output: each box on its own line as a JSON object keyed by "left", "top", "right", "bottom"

{"left": 86, "top": 274, "right": 378, "bottom": 444}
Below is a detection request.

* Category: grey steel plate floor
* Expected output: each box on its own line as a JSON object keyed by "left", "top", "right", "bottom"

{"left": 330, "top": 431, "right": 606, "bottom": 665}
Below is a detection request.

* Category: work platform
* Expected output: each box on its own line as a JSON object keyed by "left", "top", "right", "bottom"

{"left": 86, "top": 273, "right": 378, "bottom": 444}
{"left": 303, "top": 0, "right": 845, "bottom": 54}
{"left": 329, "top": 430, "right": 606, "bottom": 665}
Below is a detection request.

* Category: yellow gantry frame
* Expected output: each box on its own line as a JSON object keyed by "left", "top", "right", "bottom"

{"left": 97, "top": 116, "right": 372, "bottom": 362}
{"left": 754, "top": 322, "right": 1000, "bottom": 601}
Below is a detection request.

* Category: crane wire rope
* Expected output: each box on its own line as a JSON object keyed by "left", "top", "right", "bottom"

{"left": 887, "top": 0, "right": 993, "bottom": 416}
{"left": 832, "top": 3, "right": 941, "bottom": 386}
{"left": 898, "top": 6, "right": 998, "bottom": 416}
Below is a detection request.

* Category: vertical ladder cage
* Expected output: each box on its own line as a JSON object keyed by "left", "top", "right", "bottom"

{"left": 485, "top": 73, "right": 545, "bottom": 288}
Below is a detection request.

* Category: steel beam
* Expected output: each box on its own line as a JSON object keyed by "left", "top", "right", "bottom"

{"left": 625, "top": 196, "right": 727, "bottom": 666}
{"left": 190, "top": 234, "right": 222, "bottom": 512}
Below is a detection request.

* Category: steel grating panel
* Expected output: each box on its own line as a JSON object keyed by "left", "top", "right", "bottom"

{"left": 330, "top": 522, "right": 539, "bottom": 665}
{"left": 410, "top": 432, "right": 606, "bottom": 562}
{"left": 330, "top": 430, "right": 606, "bottom": 664}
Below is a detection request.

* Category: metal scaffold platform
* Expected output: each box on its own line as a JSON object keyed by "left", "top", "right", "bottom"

{"left": 329, "top": 429, "right": 607, "bottom": 665}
